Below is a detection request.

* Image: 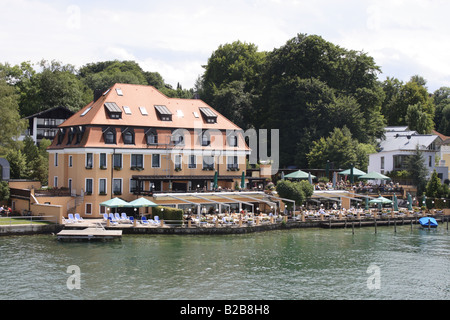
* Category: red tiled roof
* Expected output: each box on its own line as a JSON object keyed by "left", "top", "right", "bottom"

{"left": 61, "top": 83, "right": 242, "bottom": 131}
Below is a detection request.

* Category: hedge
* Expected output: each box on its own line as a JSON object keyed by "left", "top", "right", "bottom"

{"left": 151, "top": 206, "right": 183, "bottom": 221}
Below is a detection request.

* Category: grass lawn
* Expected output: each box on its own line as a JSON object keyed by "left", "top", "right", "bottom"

{"left": 0, "top": 217, "right": 50, "bottom": 225}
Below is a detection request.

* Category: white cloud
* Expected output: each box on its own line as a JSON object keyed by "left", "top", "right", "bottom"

{"left": 1, "top": 0, "right": 449, "bottom": 90}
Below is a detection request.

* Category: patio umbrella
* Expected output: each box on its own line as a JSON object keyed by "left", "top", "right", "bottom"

{"left": 241, "top": 171, "right": 246, "bottom": 189}
{"left": 338, "top": 168, "right": 366, "bottom": 176}
{"left": 100, "top": 197, "right": 131, "bottom": 208}
{"left": 369, "top": 196, "right": 392, "bottom": 211}
{"left": 128, "top": 197, "right": 158, "bottom": 207}
{"left": 407, "top": 193, "right": 413, "bottom": 211}
{"left": 285, "top": 170, "right": 316, "bottom": 180}
{"left": 358, "top": 171, "right": 391, "bottom": 180}
{"left": 308, "top": 172, "right": 312, "bottom": 184}
{"left": 365, "top": 197, "right": 369, "bottom": 210}
{"left": 393, "top": 194, "right": 398, "bottom": 211}
{"left": 213, "top": 171, "right": 218, "bottom": 189}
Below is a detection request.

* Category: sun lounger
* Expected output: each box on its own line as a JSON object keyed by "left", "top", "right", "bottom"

{"left": 108, "top": 217, "right": 118, "bottom": 225}
{"left": 141, "top": 216, "right": 150, "bottom": 225}
{"left": 74, "top": 213, "right": 84, "bottom": 222}
{"left": 120, "top": 212, "right": 131, "bottom": 223}
{"left": 109, "top": 213, "right": 120, "bottom": 223}
{"left": 68, "top": 213, "right": 79, "bottom": 223}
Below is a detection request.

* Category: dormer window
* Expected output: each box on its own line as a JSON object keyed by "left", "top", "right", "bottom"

{"left": 199, "top": 107, "right": 217, "bottom": 123}
{"left": 154, "top": 105, "right": 172, "bottom": 121}
{"left": 57, "top": 128, "right": 65, "bottom": 145}
{"left": 67, "top": 127, "right": 75, "bottom": 145}
{"left": 145, "top": 128, "right": 158, "bottom": 145}
{"left": 201, "top": 130, "right": 210, "bottom": 146}
{"left": 103, "top": 127, "right": 116, "bottom": 144}
{"left": 104, "top": 102, "right": 122, "bottom": 119}
{"left": 122, "top": 127, "right": 134, "bottom": 145}
{"left": 227, "top": 131, "right": 239, "bottom": 147}
{"left": 75, "top": 126, "right": 85, "bottom": 144}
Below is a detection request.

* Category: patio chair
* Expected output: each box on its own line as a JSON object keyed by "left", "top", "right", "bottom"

{"left": 108, "top": 216, "right": 118, "bottom": 225}
{"left": 114, "top": 212, "right": 122, "bottom": 221}
{"left": 68, "top": 213, "right": 78, "bottom": 223}
{"left": 109, "top": 213, "right": 119, "bottom": 223}
{"left": 103, "top": 213, "right": 108, "bottom": 221}
{"left": 120, "top": 212, "right": 131, "bottom": 223}
{"left": 141, "top": 216, "right": 150, "bottom": 225}
{"left": 74, "top": 213, "right": 84, "bottom": 222}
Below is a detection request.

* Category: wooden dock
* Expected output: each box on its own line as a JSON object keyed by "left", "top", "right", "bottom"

{"left": 57, "top": 224, "right": 122, "bottom": 241}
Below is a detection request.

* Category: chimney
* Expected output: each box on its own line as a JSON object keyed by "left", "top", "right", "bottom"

{"left": 94, "top": 89, "right": 104, "bottom": 102}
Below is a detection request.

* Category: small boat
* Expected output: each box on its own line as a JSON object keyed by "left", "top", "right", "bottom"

{"left": 419, "top": 217, "right": 438, "bottom": 228}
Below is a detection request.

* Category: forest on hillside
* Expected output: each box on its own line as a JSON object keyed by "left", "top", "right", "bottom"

{"left": 1, "top": 33, "right": 450, "bottom": 172}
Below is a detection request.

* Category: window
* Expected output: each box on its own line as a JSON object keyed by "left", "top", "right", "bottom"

{"left": 131, "top": 154, "right": 143, "bottom": 169}
{"left": 68, "top": 155, "right": 73, "bottom": 167}
{"left": 188, "top": 155, "right": 196, "bottom": 169}
{"left": 146, "top": 128, "right": 158, "bottom": 145}
{"left": 130, "top": 179, "right": 143, "bottom": 193}
{"left": 123, "top": 106, "right": 132, "bottom": 114}
{"left": 85, "top": 203, "right": 92, "bottom": 215}
{"left": 116, "top": 88, "right": 123, "bottom": 96}
{"left": 105, "top": 102, "right": 122, "bottom": 119}
{"left": 113, "top": 179, "right": 122, "bottom": 195}
{"left": 104, "top": 128, "right": 116, "bottom": 144}
{"left": 57, "top": 128, "right": 65, "bottom": 144}
{"left": 177, "top": 110, "right": 184, "bottom": 118}
{"left": 227, "top": 156, "right": 239, "bottom": 170}
{"left": 75, "top": 126, "right": 84, "bottom": 144}
{"left": 123, "top": 131, "right": 134, "bottom": 144}
{"left": 139, "top": 106, "right": 148, "bottom": 116}
{"left": 54, "top": 176, "right": 58, "bottom": 188}
{"left": 80, "top": 106, "right": 93, "bottom": 116}
{"left": 99, "top": 178, "right": 107, "bottom": 194}
{"left": 174, "top": 154, "right": 182, "bottom": 170}
{"left": 85, "top": 178, "right": 93, "bottom": 194}
{"left": 86, "top": 153, "right": 93, "bottom": 169}
{"left": 113, "top": 154, "right": 122, "bottom": 169}
{"left": 201, "top": 132, "right": 210, "bottom": 146}
{"left": 193, "top": 111, "right": 199, "bottom": 118}
{"left": 228, "top": 133, "right": 238, "bottom": 147}
{"left": 152, "top": 154, "right": 160, "bottom": 168}
{"left": 54, "top": 153, "right": 58, "bottom": 167}
{"left": 199, "top": 107, "right": 217, "bottom": 123}
{"left": 100, "top": 153, "right": 107, "bottom": 168}
{"left": 203, "top": 156, "right": 214, "bottom": 170}
{"left": 380, "top": 157, "right": 384, "bottom": 170}
{"left": 429, "top": 156, "right": 432, "bottom": 167}
{"left": 154, "top": 105, "right": 172, "bottom": 121}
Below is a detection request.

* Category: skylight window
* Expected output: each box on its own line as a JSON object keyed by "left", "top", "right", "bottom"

{"left": 123, "top": 106, "right": 132, "bottom": 115}
{"left": 116, "top": 88, "right": 123, "bottom": 96}
{"left": 177, "top": 110, "right": 184, "bottom": 118}
{"left": 193, "top": 111, "right": 199, "bottom": 118}
{"left": 80, "top": 106, "right": 93, "bottom": 117}
{"left": 139, "top": 106, "right": 148, "bottom": 116}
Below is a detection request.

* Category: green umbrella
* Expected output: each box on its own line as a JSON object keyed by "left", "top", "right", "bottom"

{"left": 128, "top": 197, "right": 158, "bottom": 207}
{"left": 213, "top": 171, "right": 218, "bottom": 189}
{"left": 285, "top": 170, "right": 316, "bottom": 179}
{"left": 369, "top": 196, "right": 393, "bottom": 204}
{"left": 338, "top": 168, "right": 366, "bottom": 176}
{"left": 393, "top": 194, "right": 398, "bottom": 211}
{"left": 358, "top": 171, "right": 391, "bottom": 180}
{"left": 407, "top": 193, "right": 413, "bottom": 211}
{"left": 241, "top": 171, "right": 246, "bottom": 189}
{"left": 100, "top": 197, "right": 131, "bottom": 208}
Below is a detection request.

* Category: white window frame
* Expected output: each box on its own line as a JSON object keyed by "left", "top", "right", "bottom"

{"left": 85, "top": 203, "right": 92, "bottom": 216}
{"left": 152, "top": 154, "right": 161, "bottom": 168}
{"left": 99, "top": 178, "right": 107, "bottom": 195}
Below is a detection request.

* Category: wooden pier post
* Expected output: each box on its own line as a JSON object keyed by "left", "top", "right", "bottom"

{"left": 374, "top": 218, "right": 377, "bottom": 234}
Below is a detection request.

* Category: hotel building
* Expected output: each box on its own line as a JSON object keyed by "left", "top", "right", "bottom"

{"left": 47, "top": 83, "right": 252, "bottom": 218}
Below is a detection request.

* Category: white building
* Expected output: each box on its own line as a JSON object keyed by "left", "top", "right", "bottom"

{"left": 368, "top": 126, "right": 448, "bottom": 182}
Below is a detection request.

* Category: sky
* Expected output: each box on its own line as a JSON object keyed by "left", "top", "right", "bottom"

{"left": 1, "top": 0, "right": 450, "bottom": 92}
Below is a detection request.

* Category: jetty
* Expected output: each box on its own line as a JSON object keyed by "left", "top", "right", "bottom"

{"left": 56, "top": 222, "right": 122, "bottom": 241}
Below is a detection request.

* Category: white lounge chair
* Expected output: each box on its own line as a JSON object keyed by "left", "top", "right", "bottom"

{"left": 121, "top": 212, "right": 131, "bottom": 223}
{"left": 68, "top": 213, "right": 78, "bottom": 223}
{"left": 74, "top": 213, "right": 84, "bottom": 222}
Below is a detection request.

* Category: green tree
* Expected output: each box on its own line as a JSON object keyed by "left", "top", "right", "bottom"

{"left": 19, "top": 60, "right": 91, "bottom": 116}
{"left": 425, "top": 170, "right": 442, "bottom": 198}
{"left": 0, "top": 181, "right": 9, "bottom": 201}
{"left": 276, "top": 179, "right": 313, "bottom": 209}
{"left": 406, "top": 146, "right": 428, "bottom": 196}
{"left": 406, "top": 102, "right": 434, "bottom": 134}
{"left": 5, "top": 149, "right": 27, "bottom": 179}
{"left": 0, "top": 75, "right": 27, "bottom": 153}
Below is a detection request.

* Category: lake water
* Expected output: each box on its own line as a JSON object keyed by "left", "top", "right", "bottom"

{"left": 0, "top": 224, "right": 449, "bottom": 300}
